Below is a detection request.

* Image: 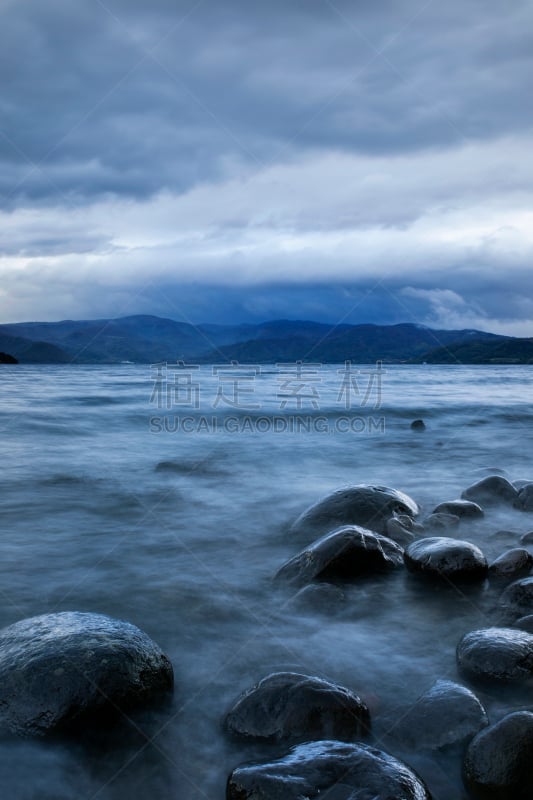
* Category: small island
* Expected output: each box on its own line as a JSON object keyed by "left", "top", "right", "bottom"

{"left": 0, "top": 352, "right": 18, "bottom": 364}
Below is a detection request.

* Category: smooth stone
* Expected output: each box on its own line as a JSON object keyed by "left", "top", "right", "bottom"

{"left": 457, "top": 627, "right": 533, "bottom": 683}
{"left": 404, "top": 537, "right": 488, "bottom": 582}
{"left": 432, "top": 499, "right": 484, "bottom": 518}
{"left": 520, "top": 531, "right": 533, "bottom": 545}
{"left": 0, "top": 612, "right": 173, "bottom": 737}
{"left": 513, "top": 615, "right": 533, "bottom": 634}
{"left": 276, "top": 526, "right": 404, "bottom": 587}
{"left": 461, "top": 476, "right": 518, "bottom": 505}
{"left": 464, "top": 711, "right": 533, "bottom": 799}
{"left": 290, "top": 484, "right": 419, "bottom": 539}
{"left": 514, "top": 479, "right": 533, "bottom": 491}
{"left": 514, "top": 484, "right": 533, "bottom": 511}
{"left": 410, "top": 419, "right": 426, "bottom": 431}
{"left": 285, "top": 583, "right": 345, "bottom": 614}
{"left": 389, "top": 680, "right": 488, "bottom": 750}
{"left": 224, "top": 672, "right": 370, "bottom": 743}
{"left": 489, "top": 549, "right": 533, "bottom": 580}
{"left": 226, "top": 740, "right": 432, "bottom": 800}
{"left": 423, "top": 512, "right": 461, "bottom": 530}
{"left": 499, "top": 576, "right": 533, "bottom": 618}
{"left": 385, "top": 517, "right": 416, "bottom": 547}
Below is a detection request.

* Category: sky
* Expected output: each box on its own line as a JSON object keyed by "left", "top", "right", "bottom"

{"left": 1, "top": 0, "right": 532, "bottom": 333}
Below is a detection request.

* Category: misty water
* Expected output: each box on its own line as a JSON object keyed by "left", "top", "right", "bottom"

{"left": 1, "top": 363, "right": 533, "bottom": 799}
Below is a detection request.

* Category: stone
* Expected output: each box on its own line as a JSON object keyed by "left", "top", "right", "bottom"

{"left": 423, "top": 512, "right": 460, "bottom": 530}
{"left": 513, "top": 615, "right": 533, "bottom": 634}
{"left": 0, "top": 612, "right": 173, "bottom": 736}
{"left": 514, "top": 484, "right": 533, "bottom": 511}
{"left": 410, "top": 419, "right": 426, "bottom": 431}
{"left": 224, "top": 672, "right": 370, "bottom": 743}
{"left": 276, "top": 526, "right": 404, "bottom": 587}
{"left": 432, "top": 500, "right": 484, "bottom": 518}
{"left": 499, "top": 576, "right": 533, "bottom": 618}
{"left": 489, "top": 549, "right": 533, "bottom": 581}
{"left": 227, "top": 740, "right": 432, "bottom": 800}
{"left": 404, "top": 537, "right": 488, "bottom": 582}
{"left": 457, "top": 627, "right": 533, "bottom": 683}
{"left": 461, "top": 476, "right": 518, "bottom": 505}
{"left": 290, "top": 484, "right": 419, "bottom": 539}
{"left": 464, "top": 711, "right": 533, "bottom": 799}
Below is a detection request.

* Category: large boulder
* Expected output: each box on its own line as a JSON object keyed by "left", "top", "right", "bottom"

{"left": 276, "top": 526, "right": 404, "bottom": 587}
{"left": 224, "top": 672, "right": 370, "bottom": 743}
{"left": 463, "top": 711, "right": 533, "bottom": 799}
{"left": 404, "top": 537, "right": 488, "bottom": 582}
{"left": 290, "top": 485, "right": 419, "bottom": 539}
{"left": 461, "top": 476, "right": 518, "bottom": 506}
{"left": 432, "top": 500, "right": 484, "bottom": 518}
{"left": 389, "top": 680, "right": 488, "bottom": 750}
{"left": 499, "top": 576, "right": 533, "bottom": 619}
{"left": 227, "top": 740, "right": 432, "bottom": 800}
{"left": 0, "top": 612, "right": 173, "bottom": 736}
{"left": 457, "top": 627, "right": 533, "bottom": 683}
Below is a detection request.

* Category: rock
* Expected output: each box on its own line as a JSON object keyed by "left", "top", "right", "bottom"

{"left": 404, "top": 537, "right": 488, "bottom": 582}
{"left": 514, "top": 484, "right": 533, "bottom": 511}
{"left": 432, "top": 499, "right": 484, "bottom": 518}
{"left": 0, "top": 352, "right": 18, "bottom": 364}
{"left": 461, "top": 476, "right": 518, "bottom": 505}
{"left": 499, "top": 576, "right": 533, "bottom": 619}
{"left": 520, "top": 531, "right": 533, "bottom": 545}
{"left": 464, "top": 711, "right": 533, "bottom": 799}
{"left": 513, "top": 615, "right": 533, "bottom": 634}
{"left": 226, "top": 740, "right": 431, "bottom": 800}
{"left": 276, "top": 526, "right": 404, "bottom": 587}
{"left": 385, "top": 517, "right": 416, "bottom": 547}
{"left": 285, "top": 583, "right": 345, "bottom": 614}
{"left": 224, "top": 672, "right": 370, "bottom": 743}
{"left": 0, "top": 612, "right": 173, "bottom": 736}
{"left": 514, "top": 479, "right": 533, "bottom": 491}
{"left": 489, "top": 549, "right": 533, "bottom": 581}
{"left": 423, "top": 512, "right": 460, "bottom": 530}
{"left": 410, "top": 419, "right": 426, "bottom": 431}
{"left": 389, "top": 680, "right": 488, "bottom": 750}
{"left": 457, "top": 627, "right": 533, "bottom": 683}
{"left": 290, "top": 484, "right": 419, "bottom": 539}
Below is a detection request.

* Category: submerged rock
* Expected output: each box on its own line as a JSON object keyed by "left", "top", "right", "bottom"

{"left": 489, "top": 549, "right": 533, "bottom": 581}
{"left": 432, "top": 499, "right": 484, "bottom": 518}
{"left": 513, "top": 615, "right": 533, "bottom": 634}
{"left": 276, "top": 526, "right": 404, "bottom": 587}
{"left": 461, "top": 475, "right": 518, "bottom": 505}
{"left": 385, "top": 517, "right": 417, "bottom": 547}
{"left": 224, "top": 672, "right": 370, "bottom": 743}
{"left": 423, "top": 512, "right": 460, "bottom": 531}
{"left": 499, "top": 576, "right": 533, "bottom": 619}
{"left": 404, "top": 537, "right": 488, "bottom": 582}
{"left": 0, "top": 612, "right": 173, "bottom": 737}
{"left": 389, "top": 680, "right": 488, "bottom": 750}
{"left": 457, "top": 627, "right": 533, "bottom": 683}
{"left": 514, "top": 484, "right": 533, "bottom": 511}
{"left": 227, "top": 740, "right": 432, "bottom": 800}
{"left": 285, "top": 583, "right": 345, "bottom": 614}
{"left": 290, "top": 484, "right": 419, "bottom": 539}
{"left": 410, "top": 419, "right": 426, "bottom": 431}
{"left": 463, "top": 711, "right": 533, "bottom": 799}
{"left": 520, "top": 531, "right": 533, "bottom": 545}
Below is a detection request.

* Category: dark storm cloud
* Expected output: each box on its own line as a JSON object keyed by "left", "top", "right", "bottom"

{"left": 2, "top": 0, "right": 533, "bottom": 206}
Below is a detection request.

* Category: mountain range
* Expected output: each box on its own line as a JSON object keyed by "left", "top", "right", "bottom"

{"left": 0, "top": 315, "right": 531, "bottom": 364}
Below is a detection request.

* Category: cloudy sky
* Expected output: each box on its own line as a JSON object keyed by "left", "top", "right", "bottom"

{"left": 1, "top": 0, "right": 532, "bottom": 332}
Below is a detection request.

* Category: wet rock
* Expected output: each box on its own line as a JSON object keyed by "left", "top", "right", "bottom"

{"left": 226, "top": 740, "right": 432, "bottom": 800}
{"left": 290, "top": 484, "right": 419, "bottom": 539}
{"left": 514, "top": 479, "right": 533, "bottom": 491}
{"left": 499, "top": 576, "right": 533, "bottom": 619}
{"left": 389, "top": 680, "right": 488, "bottom": 750}
{"left": 457, "top": 627, "right": 533, "bottom": 683}
{"left": 489, "top": 549, "right": 533, "bottom": 581}
{"left": 276, "top": 526, "right": 404, "bottom": 587}
{"left": 0, "top": 612, "right": 173, "bottom": 737}
{"left": 285, "top": 583, "right": 345, "bottom": 614}
{"left": 404, "top": 537, "right": 488, "bottom": 582}
{"left": 513, "top": 615, "right": 533, "bottom": 634}
{"left": 461, "top": 476, "right": 518, "bottom": 505}
{"left": 514, "top": 484, "right": 533, "bottom": 511}
{"left": 410, "top": 419, "right": 426, "bottom": 431}
{"left": 520, "top": 531, "right": 533, "bottom": 545}
{"left": 385, "top": 517, "right": 416, "bottom": 547}
{"left": 463, "top": 711, "right": 533, "bottom": 799}
{"left": 224, "top": 672, "right": 370, "bottom": 743}
{"left": 432, "top": 499, "right": 484, "bottom": 518}
{"left": 423, "top": 512, "right": 461, "bottom": 531}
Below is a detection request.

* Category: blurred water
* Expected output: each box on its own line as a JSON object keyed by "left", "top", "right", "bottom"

{"left": 0, "top": 363, "right": 532, "bottom": 799}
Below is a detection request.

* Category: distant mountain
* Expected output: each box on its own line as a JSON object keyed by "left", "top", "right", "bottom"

{"left": 0, "top": 315, "right": 517, "bottom": 364}
{"left": 410, "top": 337, "right": 533, "bottom": 364}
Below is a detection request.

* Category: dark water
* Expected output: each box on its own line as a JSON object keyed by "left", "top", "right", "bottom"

{"left": 0, "top": 363, "right": 532, "bottom": 799}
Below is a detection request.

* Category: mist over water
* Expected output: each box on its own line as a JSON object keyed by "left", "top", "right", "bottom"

{"left": 0, "top": 364, "right": 532, "bottom": 799}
